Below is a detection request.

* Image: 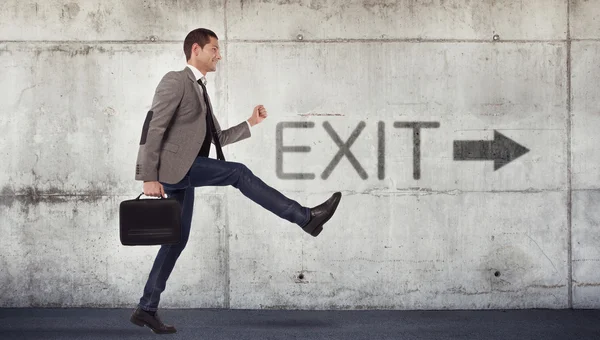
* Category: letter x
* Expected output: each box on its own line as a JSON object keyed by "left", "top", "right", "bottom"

{"left": 321, "top": 121, "right": 368, "bottom": 180}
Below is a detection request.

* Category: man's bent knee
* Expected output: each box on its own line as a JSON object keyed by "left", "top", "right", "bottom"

{"left": 231, "top": 162, "right": 251, "bottom": 175}
{"left": 228, "top": 162, "right": 253, "bottom": 188}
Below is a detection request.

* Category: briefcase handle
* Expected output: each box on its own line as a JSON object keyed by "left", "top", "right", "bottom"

{"left": 135, "top": 192, "right": 167, "bottom": 200}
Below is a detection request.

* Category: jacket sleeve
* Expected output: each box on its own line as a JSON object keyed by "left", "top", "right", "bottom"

{"left": 135, "top": 71, "right": 184, "bottom": 181}
{"left": 213, "top": 119, "right": 252, "bottom": 147}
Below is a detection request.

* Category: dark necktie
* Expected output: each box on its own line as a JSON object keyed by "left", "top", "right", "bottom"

{"left": 198, "top": 78, "right": 225, "bottom": 161}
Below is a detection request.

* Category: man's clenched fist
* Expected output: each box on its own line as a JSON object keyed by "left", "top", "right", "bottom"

{"left": 143, "top": 181, "right": 165, "bottom": 198}
{"left": 247, "top": 105, "right": 268, "bottom": 127}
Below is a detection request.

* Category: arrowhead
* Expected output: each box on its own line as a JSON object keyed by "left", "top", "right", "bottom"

{"left": 492, "top": 130, "right": 529, "bottom": 170}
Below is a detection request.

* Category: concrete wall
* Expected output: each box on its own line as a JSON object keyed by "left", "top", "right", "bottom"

{"left": 0, "top": 0, "right": 598, "bottom": 310}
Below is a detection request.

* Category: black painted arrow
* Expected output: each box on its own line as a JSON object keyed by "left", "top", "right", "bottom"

{"left": 453, "top": 130, "right": 529, "bottom": 170}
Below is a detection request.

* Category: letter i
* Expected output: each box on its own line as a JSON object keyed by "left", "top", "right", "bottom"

{"left": 378, "top": 121, "right": 384, "bottom": 180}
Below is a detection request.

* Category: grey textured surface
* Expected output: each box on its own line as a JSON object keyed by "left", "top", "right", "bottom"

{"left": 1, "top": 308, "right": 600, "bottom": 340}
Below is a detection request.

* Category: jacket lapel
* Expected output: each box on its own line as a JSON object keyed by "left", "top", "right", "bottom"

{"left": 184, "top": 67, "right": 204, "bottom": 110}
{"left": 184, "top": 67, "right": 220, "bottom": 131}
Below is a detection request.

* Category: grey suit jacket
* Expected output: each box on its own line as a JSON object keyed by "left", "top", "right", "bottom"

{"left": 135, "top": 67, "right": 251, "bottom": 184}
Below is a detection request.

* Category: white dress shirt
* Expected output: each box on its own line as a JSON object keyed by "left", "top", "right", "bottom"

{"left": 186, "top": 64, "right": 251, "bottom": 130}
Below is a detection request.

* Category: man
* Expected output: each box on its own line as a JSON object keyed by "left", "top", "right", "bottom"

{"left": 129, "top": 28, "right": 342, "bottom": 334}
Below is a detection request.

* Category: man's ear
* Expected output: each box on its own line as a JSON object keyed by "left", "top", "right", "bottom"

{"left": 193, "top": 43, "right": 201, "bottom": 55}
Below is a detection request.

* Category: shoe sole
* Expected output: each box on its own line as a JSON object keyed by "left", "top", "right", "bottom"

{"left": 130, "top": 315, "right": 176, "bottom": 334}
{"left": 311, "top": 193, "right": 341, "bottom": 237}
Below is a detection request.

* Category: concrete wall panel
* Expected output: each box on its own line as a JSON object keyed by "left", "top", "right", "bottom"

{"left": 570, "top": 0, "right": 600, "bottom": 39}
{"left": 571, "top": 42, "right": 600, "bottom": 190}
{"left": 571, "top": 40, "right": 600, "bottom": 308}
{"left": 0, "top": 194, "right": 229, "bottom": 307}
{"left": 572, "top": 190, "right": 600, "bottom": 308}
{"left": 0, "top": 0, "right": 225, "bottom": 41}
{"left": 228, "top": 191, "right": 568, "bottom": 309}
{"left": 226, "top": 42, "right": 566, "bottom": 192}
{"left": 228, "top": 0, "right": 567, "bottom": 41}
{"left": 0, "top": 43, "right": 227, "bottom": 196}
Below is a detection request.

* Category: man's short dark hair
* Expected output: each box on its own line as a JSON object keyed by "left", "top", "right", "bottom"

{"left": 183, "top": 28, "right": 218, "bottom": 60}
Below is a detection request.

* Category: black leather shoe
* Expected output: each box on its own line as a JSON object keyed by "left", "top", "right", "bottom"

{"left": 130, "top": 307, "right": 177, "bottom": 334}
{"left": 302, "top": 192, "right": 342, "bottom": 237}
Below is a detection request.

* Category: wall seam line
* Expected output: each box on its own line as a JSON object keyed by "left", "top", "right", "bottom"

{"left": 566, "top": 0, "right": 573, "bottom": 310}
{"left": 223, "top": 0, "right": 231, "bottom": 310}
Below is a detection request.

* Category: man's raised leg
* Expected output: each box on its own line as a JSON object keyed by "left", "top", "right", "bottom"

{"left": 187, "top": 157, "right": 341, "bottom": 236}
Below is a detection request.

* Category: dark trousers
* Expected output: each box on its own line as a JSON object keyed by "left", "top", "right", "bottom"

{"left": 138, "top": 156, "right": 310, "bottom": 311}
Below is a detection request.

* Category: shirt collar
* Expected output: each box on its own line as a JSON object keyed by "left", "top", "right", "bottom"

{"left": 186, "top": 64, "right": 205, "bottom": 84}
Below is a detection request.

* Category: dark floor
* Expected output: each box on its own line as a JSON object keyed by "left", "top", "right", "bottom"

{"left": 1, "top": 308, "right": 599, "bottom": 340}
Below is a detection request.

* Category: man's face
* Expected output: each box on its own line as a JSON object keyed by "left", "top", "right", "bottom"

{"left": 193, "top": 37, "right": 221, "bottom": 73}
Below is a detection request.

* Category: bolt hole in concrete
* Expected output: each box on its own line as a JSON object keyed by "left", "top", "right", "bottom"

{"left": 493, "top": 34, "right": 500, "bottom": 41}
{"left": 298, "top": 273, "right": 304, "bottom": 280}
{"left": 494, "top": 271, "right": 501, "bottom": 277}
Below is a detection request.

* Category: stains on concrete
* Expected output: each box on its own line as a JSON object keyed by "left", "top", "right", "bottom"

{"left": 245, "top": 0, "right": 323, "bottom": 11}
{"left": 0, "top": 184, "right": 108, "bottom": 210}
{"left": 574, "top": 258, "right": 600, "bottom": 262}
{"left": 476, "top": 241, "right": 564, "bottom": 298}
{"left": 298, "top": 113, "right": 345, "bottom": 117}
{"left": 60, "top": 2, "right": 80, "bottom": 22}
{"left": 33, "top": 45, "right": 91, "bottom": 58}
{"left": 362, "top": 0, "right": 470, "bottom": 17}
{"left": 444, "top": 283, "right": 567, "bottom": 299}
{"left": 102, "top": 107, "right": 116, "bottom": 116}
{"left": 86, "top": 6, "right": 113, "bottom": 34}
{"left": 362, "top": 0, "right": 401, "bottom": 16}
{"left": 27, "top": 44, "right": 135, "bottom": 60}
{"left": 0, "top": 45, "right": 12, "bottom": 56}
{"left": 1, "top": 185, "right": 67, "bottom": 207}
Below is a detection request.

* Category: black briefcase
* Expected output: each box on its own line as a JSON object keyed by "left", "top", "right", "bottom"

{"left": 119, "top": 193, "right": 182, "bottom": 246}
